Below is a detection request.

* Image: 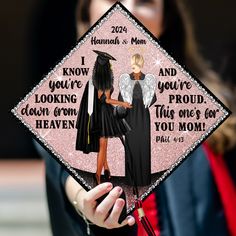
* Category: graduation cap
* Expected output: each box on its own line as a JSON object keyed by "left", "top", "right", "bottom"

{"left": 93, "top": 50, "right": 116, "bottom": 65}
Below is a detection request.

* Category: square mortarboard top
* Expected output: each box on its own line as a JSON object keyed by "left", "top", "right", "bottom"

{"left": 93, "top": 50, "right": 116, "bottom": 65}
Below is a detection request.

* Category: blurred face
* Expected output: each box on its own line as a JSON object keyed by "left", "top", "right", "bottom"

{"left": 89, "top": 0, "right": 164, "bottom": 38}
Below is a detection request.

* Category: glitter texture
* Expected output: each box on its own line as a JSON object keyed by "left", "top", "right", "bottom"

{"left": 11, "top": 3, "right": 230, "bottom": 213}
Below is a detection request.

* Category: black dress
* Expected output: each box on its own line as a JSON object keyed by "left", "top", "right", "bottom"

{"left": 75, "top": 82, "right": 130, "bottom": 154}
{"left": 99, "top": 88, "right": 131, "bottom": 138}
{"left": 119, "top": 73, "right": 156, "bottom": 186}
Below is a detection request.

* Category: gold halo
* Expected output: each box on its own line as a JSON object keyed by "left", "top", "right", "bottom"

{"left": 128, "top": 45, "right": 146, "bottom": 55}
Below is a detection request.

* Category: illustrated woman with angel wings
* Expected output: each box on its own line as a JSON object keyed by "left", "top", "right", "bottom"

{"left": 119, "top": 53, "right": 157, "bottom": 186}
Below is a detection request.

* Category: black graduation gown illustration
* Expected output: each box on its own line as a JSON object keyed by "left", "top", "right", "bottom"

{"left": 75, "top": 81, "right": 131, "bottom": 154}
{"left": 119, "top": 72, "right": 157, "bottom": 186}
{"left": 76, "top": 50, "right": 131, "bottom": 155}
{"left": 75, "top": 80, "right": 100, "bottom": 154}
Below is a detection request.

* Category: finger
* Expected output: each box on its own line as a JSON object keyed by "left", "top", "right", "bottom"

{"left": 85, "top": 182, "right": 113, "bottom": 204}
{"left": 95, "top": 186, "right": 123, "bottom": 220}
{"left": 126, "top": 215, "right": 136, "bottom": 226}
{"left": 104, "top": 198, "right": 125, "bottom": 226}
{"left": 105, "top": 203, "right": 136, "bottom": 229}
{"left": 118, "top": 215, "right": 136, "bottom": 228}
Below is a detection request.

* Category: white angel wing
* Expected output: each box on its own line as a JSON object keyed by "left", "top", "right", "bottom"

{"left": 141, "top": 74, "right": 156, "bottom": 108}
{"left": 119, "top": 73, "right": 134, "bottom": 104}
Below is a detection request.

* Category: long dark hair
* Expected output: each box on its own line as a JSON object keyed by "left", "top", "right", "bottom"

{"left": 92, "top": 59, "right": 114, "bottom": 91}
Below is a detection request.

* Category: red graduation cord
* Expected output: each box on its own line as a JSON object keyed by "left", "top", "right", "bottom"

{"left": 134, "top": 193, "right": 160, "bottom": 236}
{"left": 134, "top": 197, "right": 156, "bottom": 236}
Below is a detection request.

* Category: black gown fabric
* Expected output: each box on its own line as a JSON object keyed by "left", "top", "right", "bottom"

{"left": 99, "top": 88, "right": 131, "bottom": 137}
{"left": 75, "top": 82, "right": 130, "bottom": 154}
{"left": 119, "top": 73, "right": 156, "bottom": 186}
{"left": 75, "top": 81, "right": 100, "bottom": 154}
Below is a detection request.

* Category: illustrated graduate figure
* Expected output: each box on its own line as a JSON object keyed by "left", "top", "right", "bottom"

{"left": 75, "top": 50, "right": 132, "bottom": 185}
{"left": 119, "top": 54, "right": 157, "bottom": 186}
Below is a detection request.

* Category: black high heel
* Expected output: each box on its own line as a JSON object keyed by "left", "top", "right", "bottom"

{"left": 104, "top": 169, "right": 111, "bottom": 181}
{"left": 93, "top": 173, "right": 100, "bottom": 185}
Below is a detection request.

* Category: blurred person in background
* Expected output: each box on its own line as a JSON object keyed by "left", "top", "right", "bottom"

{"left": 32, "top": 0, "right": 236, "bottom": 235}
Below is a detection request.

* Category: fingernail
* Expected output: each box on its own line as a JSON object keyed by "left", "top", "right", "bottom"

{"left": 116, "top": 186, "right": 122, "bottom": 193}
{"left": 127, "top": 215, "right": 132, "bottom": 220}
{"left": 106, "top": 183, "right": 113, "bottom": 191}
{"left": 117, "top": 199, "right": 124, "bottom": 207}
{"left": 127, "top": 216, "right": 135, "bottom": 226}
